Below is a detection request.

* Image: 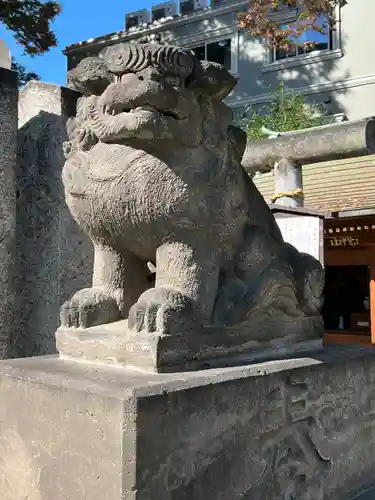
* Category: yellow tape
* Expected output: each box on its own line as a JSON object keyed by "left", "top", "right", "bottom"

{"left": 270, "top": 188, "right": 304, "bottom": 203}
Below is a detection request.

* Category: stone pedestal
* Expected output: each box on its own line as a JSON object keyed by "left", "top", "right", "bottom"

{"left": 2, "top": 347, "right": 375, "bottom": 499}
{"left": 55, "top": 319, "right": 323, "bottom": 373}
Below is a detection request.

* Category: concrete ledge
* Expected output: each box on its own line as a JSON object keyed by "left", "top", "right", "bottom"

{"left": 1, "top": 347, "right": 375, "bottom": 499}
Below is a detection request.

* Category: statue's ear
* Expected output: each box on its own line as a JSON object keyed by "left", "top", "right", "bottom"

{"left": 187, "top": 60, "right": 237, "bottom": 100}
{"left": 67, "top": 57, "right": 113, "bottom": 96}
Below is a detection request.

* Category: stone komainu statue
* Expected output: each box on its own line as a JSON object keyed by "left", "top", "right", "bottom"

{"left": 61, "top": 41, "right": 324, "bottom": 358}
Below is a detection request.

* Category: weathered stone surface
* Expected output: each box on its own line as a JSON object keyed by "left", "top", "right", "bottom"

{"left": 15, "top": 82, "right": 94, "bottom": 358}
{"left": 56, "top": 319, "right": 323, "bottom": 373}
{"left": 58, "top": 42, "right": 325, "bottom": 371}
{"left": 2, "top": 347, "right": 375, "bottom": 499}
{"left": 0, "top": 68, "right": 18, "bottom": 359}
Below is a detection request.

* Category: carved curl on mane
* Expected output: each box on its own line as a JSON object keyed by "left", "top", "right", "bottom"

{"left": 100, "top": 43, "right": 195, "bottom": 79}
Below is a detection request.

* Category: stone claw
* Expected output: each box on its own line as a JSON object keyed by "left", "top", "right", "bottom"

{"left": 128, "top": 287, "right": 196, "bottom": 336}
{"left": 60, "top": 287, "right": 123, "bottom": 329}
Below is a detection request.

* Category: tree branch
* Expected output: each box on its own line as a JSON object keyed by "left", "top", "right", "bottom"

{"left": 0, "top": 0, "right": 61, "bottom": 55}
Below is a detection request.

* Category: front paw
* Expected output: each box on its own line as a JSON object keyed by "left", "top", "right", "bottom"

{"left": 60, "top": 287, "right": 123, "bottom": 328}
{"left": 128, "top": 287, "right": 196, "bottom": 336}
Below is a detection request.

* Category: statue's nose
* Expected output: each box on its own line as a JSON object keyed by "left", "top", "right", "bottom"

{"left": 98, "top": 71, "right": 179, "bottom": 115}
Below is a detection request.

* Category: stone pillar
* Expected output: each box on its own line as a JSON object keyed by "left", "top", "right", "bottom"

{"left": 14, "top": 82, "right": 93, "bottom": 358}
{"left": 271, "top": 158, "right": 304, "bottom": 208}
{"left": 0, "top": 68, "right": 18, "bottom": 359}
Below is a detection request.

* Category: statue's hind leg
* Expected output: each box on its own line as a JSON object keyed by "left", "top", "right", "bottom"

{"left": 60, "top": 242, "right": 150, "bottom": 328}
{"left": 219, "top": 225, "right": 324, "bottom": 341}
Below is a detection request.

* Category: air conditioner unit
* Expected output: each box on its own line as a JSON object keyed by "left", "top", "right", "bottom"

{"left": 151, "top": 1, "right": 178, "bottom": 22}
{"left": 125, "top": 9, "right": 151, "bottom": 31}
{"left": 179, "top": 0, "right": 209, "bottom": 16}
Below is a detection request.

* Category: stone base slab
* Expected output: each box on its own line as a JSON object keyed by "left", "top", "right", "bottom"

{"left": 2, "top": 347, "right": 375, "bottom": 498}
{"left": 56, "top": 317, "right": 323, "bottom": 373}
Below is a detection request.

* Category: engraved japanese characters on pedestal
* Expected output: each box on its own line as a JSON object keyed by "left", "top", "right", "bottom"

{"left": 150, "top": 374, "right": 332, "bottom": 500}
{"left": 58, "top": 41, "right": 325, "bottom": 370}
{"left": 249, "top": 379, "right": 330, "bottom": 500}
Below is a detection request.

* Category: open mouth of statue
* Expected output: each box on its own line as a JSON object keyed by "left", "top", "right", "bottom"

{"left": 101, "top": 103, "right": 185, "bottom": 121}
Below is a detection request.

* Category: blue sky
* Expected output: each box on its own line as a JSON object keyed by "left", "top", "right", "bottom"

{"left": 0, "top": 0, "right": 158, "bottom": 86}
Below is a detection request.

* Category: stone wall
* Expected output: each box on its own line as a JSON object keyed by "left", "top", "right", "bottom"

{"left": 0, "top": 68, "right": 18, "bottom": 359}
{"left": 13, "top": 82, "right": 93, "bottom": 358}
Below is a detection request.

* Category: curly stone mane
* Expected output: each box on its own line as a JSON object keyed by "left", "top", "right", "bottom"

{"left": 100, "top": 43, "right": 196, "bottom": 79}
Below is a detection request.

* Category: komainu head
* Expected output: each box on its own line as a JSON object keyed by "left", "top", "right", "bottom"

{"left": 67, "top": 42, "right": 238, "bottom": 150}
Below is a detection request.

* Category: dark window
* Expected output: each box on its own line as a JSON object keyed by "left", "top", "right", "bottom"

{"left": 272, "top": 15, "right": 332, "bottom": 62}
{"left": 152, "top": 8, "right": 166, "bottom": 21}
{"left": 193, "top": 45, "right": 206, "bottom": 61}
{"left": 192, "top": 39, "right": 231, "bottom": 71}
{"left": 125, "top": 16, "right": 139, "bottom": 30}
{"left": 207, "top": 39, "right": 231, "bottom": 70}
{"left": 323, "top": 265, "right": 370, "bottom": 332}
{"left": 180, "top": 0, "right": 195, "bottom": 16}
